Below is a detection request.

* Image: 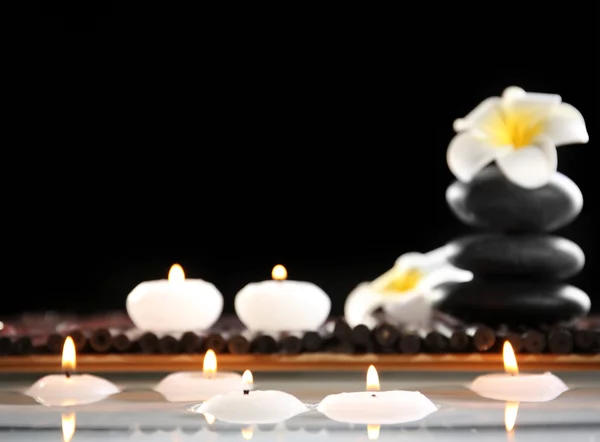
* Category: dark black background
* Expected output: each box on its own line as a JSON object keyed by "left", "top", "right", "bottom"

{"left": 8, "top": 3, "right": 597, "bottom": 317}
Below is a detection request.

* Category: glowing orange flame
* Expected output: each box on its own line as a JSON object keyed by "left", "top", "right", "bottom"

{"left": 62, "top": 337, "right": 76, "bottom": 372}
{"left": 366, "top": 365, "right": 380, "bottom": 392}
{"left": 503, "top": 341, "right": 518, "bottom": 375}
{"left": 271, "top": 265, "right": 287, "bottom": 280}
{"left": 242, "top": 370, "right": 253, "bottom": 389}
{"left": 168, "top": 263, "right": 185, "bottom": 282}
{"left": 203, "top": 349, "right": 217, "bottom": 377}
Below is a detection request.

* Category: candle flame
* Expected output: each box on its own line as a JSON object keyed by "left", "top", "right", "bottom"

{"left": 203, "top": 413, "right": 216, "bottom": 425}
{"left": 366, "top": 365, "right": 380, "bottom": 391}
{"left": 367, "top": 424, "right": 380, "bottom": 440}
{"left": 61, "top": 412, "right": 76, "bottom": 442}
{"left": 62, "top": 336, "right": 76, "bottom": 372}
{"left": 168, "top": 263, "right": 185, "bottom": 282}
{"left": 505, "top": 401, "right": 519, "bottom": 432}
{"left": 271, "top": 264, "right": 287, "bottom": 281}
{"left": 241, "top": 426, "right": 253, "bottom": 440}
{"left": 503, "top": 341, "right": 519, "bottom": 375}
{"left": 203, "top": 349, "right": 217, "bottom": 376}
{"left": 242, "top": 370, "right": 253, "bottom": 388}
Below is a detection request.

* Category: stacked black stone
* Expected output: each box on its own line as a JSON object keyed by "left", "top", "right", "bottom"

{"left": 434, "top": 165, "right": 591, "bottom": 327}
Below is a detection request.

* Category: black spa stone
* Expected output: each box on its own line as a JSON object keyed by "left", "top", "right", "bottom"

{"left": 433, "top": 279, "right": 590, "bottom": 327}
{"left": 446, "top": 166, "right": 583, "bottom": 232}
{"left": 446, "top": 234, "right": 585, "bottom": 279}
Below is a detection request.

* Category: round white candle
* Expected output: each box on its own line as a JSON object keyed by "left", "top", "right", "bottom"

{"left": 469, "top": 342, "right": 568, "bottom": 402}
{"left": 126, "top": 263, "right": 223, "bottom": 332}
{"left": 317, "top": 365, "right": 437, "bottom": 424}
{"left": 154, "top": 350, "right": 245, "bottom": 402}
{"left": 25, "top": 337, "right": 119, "bottom": 407}
{"left": 235, "top": 265, "right": 330, "bottom": 332}
{"left": 195, "top": 370, "right": 308, "bottom": 424}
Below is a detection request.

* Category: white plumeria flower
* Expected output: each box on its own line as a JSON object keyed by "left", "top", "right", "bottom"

{"left": 447, "top": 86, "right": 589, "bottom": 189}
{"left": 344, "top": 247, "right": 472, "bottom": 328}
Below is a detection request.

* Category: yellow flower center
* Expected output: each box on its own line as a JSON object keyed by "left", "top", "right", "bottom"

{"left": 379, "top": 269, "right": 422, "bottom": 294}
{"left": 483, "top": 108, "right": 543, "bottom": 149}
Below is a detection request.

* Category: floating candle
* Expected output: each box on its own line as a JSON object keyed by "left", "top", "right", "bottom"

{"left": 154, "top": 349, "right": 244, "bottom": 402}
{"left": 469, "top": 342, "right": 568, "bottom": 402}
{"left": 195, "top": 370, "right": 308, "bottom": 424}
{"left": 126, "top": 263, "right": 223, "bottom": 332}
{"left": 317, "top": 365, "right": 437, "bottom": 424}
{"left": 25, "top": 337, "right": 119, "bottom": 406}
{"left": 235, "top": 265, "right": 331, "bottom": 332}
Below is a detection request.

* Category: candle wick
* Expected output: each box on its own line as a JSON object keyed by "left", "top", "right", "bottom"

{"left": 65, "top": 372, "right": 71, "bottom": 379}
{"left": 371, "top": 393, "right": 376, "bottom": 397}
{"left": 243, "top": 390, "right": 249, "bottom": 395}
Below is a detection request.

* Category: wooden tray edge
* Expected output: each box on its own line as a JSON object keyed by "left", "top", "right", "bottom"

{"left": 0, "top": 354, "right": 599, "bottom": 372}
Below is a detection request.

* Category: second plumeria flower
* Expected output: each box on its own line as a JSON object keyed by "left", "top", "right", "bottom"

{"left": 447, "top": 86, "right": 588, "bottom": 189}
{"left": 344, "top": 247, "right": 472, "bottom": 329}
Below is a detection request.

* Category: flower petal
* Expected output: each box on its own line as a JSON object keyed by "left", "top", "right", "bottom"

{"left": 395, "top": 252, "right": 428, "bottom": 271}
{"left": 381, "top": 292, "right": 432, "bottom": 328}
{"left": 344, "top": 283, "right": 385, "bottom": 328}
{"left": 502, "top": 86, "right": 561, "bottom": 105}
{"left": 502, "top": 87, "right": 562, "bottom": 124}
{"left": 544, "top": 102, "right": 589, "bottom": 146}
{"left": 419, "top": 265, "right": 473, "bottom": 289}
{"left": 396, "top": 247, "right": 454, "bottom": 273}
{"left": 453, "top": 97, "right": 501, "bottom": 132}
{"left": 447, "top": 132, "right": 506, "bottom": 182}
{"left": 496, "top": 136, "right": 557, "bottom": 188}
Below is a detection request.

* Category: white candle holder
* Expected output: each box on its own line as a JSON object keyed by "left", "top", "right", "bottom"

{"left": 235, "top": 265, "right": 330, "bottom": 332}
{"left": 126, "top": 264, "right": 223, "bottom": 332}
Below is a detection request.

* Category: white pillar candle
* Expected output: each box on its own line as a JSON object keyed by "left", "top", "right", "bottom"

{"left": 469, "top": 342, "right": 568, "bottom": 402}
{"left": 126, "top": 263, "right": 223, "bottom": 332}
{"left": 195, "top": 370, "right": 308, "bottom": 424}
{"left": 235, "top": 265, "right": 331, "bottom": 332}
{"left": 154, "top": 349, "right": 245, "bottom": 402}
{"left": 25, "top": 337, "right": 119, "bottom": 407}
{"left": 317, "top": 365, "right": 437, "bottom": 424}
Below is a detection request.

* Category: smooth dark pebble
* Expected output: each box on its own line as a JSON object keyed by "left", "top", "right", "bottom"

{"left": 446, "top": 233, "right": 584, "bottom": 279}
{"left": 446, "top": 165, "right": 582, "bottom": 232}
{"left": 434, "top": 279, "right": 590, "bottom": 327}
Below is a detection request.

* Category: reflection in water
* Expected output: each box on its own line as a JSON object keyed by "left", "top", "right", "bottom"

{"left": 204, "top": 413, "right": 216, "bottom": 425}
{"left": 241, "top": 426, "right": 253, "bottom": 440}
{"left": 367, "top": 424, "right": 380, "bottom": 440}
{"left": 505, "top": 401, "right": 519, "bottom": 441}
{"left": 61, "top": 412, "right": 75, "bottom": 442}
